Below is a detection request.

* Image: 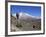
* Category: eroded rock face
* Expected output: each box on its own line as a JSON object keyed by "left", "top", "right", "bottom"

{"left": 11, "top": 15, "right": 41, "bottom": 32}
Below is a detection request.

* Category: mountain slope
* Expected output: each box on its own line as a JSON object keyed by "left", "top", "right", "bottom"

{"left": 11, "top": 12, "right": 41, "bottom": 31}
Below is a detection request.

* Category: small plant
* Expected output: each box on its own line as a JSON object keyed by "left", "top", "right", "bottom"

{"left": 33, "top": 25, "right": 35, "bottom": 28}
{"left": 16, "top": 24, "right": 22, "bottom": 28}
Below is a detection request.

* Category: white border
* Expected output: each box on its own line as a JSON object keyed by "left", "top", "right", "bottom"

{"left": 8, "top": 2, "right": 43, "bottom": 35}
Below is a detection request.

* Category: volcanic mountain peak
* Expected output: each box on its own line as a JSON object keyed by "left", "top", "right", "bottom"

{"left": 12, "top": 12, "right": 41, "bottom": 19}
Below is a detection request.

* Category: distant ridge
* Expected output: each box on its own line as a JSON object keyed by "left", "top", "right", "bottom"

{"left": 12, "top": 12, "right": 41, "bottom": 19}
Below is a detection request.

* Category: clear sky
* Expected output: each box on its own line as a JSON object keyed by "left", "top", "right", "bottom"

{"left": 11, "top": 5, "right": 41, "bottom": 17}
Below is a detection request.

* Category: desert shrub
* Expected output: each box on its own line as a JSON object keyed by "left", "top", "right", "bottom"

{"left": 16, "top": 23, "right": 22, "bottom": 28}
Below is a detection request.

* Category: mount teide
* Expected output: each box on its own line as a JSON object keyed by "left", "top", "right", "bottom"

{"left": 12, "top": 12, "right": 41, "bottom": 22}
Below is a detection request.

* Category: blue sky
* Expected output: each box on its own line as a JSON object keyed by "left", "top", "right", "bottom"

{"left": 10, "top": 5, "right": 41, "bottom": 17}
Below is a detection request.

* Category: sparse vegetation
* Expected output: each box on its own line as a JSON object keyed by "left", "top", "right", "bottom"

{"left": 16, "top": 24, "right": 22, "bottom": 28}
{"left": 11, "top": 15, "right": 41, "bottom": 32}
{"left": 16, "top": 21, "right": 22, "bottom": 28}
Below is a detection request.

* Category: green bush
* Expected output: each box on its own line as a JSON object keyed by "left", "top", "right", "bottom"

{"left": 16, "top": 24, "right": 22, "bottom": 28}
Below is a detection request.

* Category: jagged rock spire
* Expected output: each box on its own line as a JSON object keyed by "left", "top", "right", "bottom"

{"left": 16, "top": 13, "right": 19, "bottom": 19}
